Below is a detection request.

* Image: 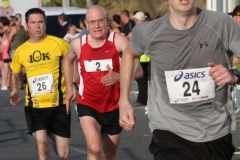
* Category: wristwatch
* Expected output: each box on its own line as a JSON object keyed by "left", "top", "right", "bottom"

{"left": 229, "top": 69, "right": 240, "bottom": 84}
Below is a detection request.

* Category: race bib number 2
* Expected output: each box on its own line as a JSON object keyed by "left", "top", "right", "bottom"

{"left": 84, "top": 59, "right": 113, "bottom": 72}
{"left": 28, "top": 73, "right": 53, "bottom": 96}
{"left": 165, "top": 67, "right": 215, "bottom": 104}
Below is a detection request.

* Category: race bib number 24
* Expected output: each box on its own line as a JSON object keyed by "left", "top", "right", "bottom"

{"left": 165, "top": 67, "right": 215, "bottom": 104}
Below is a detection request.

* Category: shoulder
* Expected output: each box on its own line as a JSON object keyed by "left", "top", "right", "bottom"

{"left": 113, "top": 32, "right": 129, "bottom": 51}
{"left": 70, "top": 37, "right": 80, "bottom": 51}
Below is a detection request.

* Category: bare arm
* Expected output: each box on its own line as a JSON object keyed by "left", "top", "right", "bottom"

{"left": 9, "top": 71, "right": 21, "bottom": 105}
{"left": 8, "top": 27, "right": 16, "bottom": 42}
{"left": 63, "top": 38, "right": 80, "bottom": 113}
{"left": 118, "top": 44, "right": 140, "bottom": 131}
{"left": 233, "top": 56, "right": 240, "bottom": 67}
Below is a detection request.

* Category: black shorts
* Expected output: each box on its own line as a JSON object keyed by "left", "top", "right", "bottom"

{"left": 3, "top": 59, "right": 11, "bottom": 63}
{"left": 149, "top": 129, "right": 235, "bottom": 160}
{"left": 24, "top": 105, "right": 71, "bottom": 138}
{"left": 76, "top": 103, "right": 122, "bottom": 135}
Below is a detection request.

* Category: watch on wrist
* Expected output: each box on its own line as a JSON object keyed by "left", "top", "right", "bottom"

{"left": 229, "top": 69, "right": 240, "bottom": 84}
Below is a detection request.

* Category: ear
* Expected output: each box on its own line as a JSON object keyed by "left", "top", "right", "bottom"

{"left": 84, "top": 20, "right": 89, "bottom": 30}
{"left": 25, "top": 22, "right": 28, "bottom": 30}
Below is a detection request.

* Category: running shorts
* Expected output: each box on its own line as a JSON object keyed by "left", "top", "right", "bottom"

{"left": 76, "top": 103, "right": 122, "bottom": 135}
{"left": 149, "top": 129, "right": 235, "bottom": 160}
{"left": 24, "top": 105, "right": 71, "bottom": 138}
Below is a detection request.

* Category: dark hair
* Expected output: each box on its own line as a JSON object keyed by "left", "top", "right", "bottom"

{"left": 0, "top": 16, "right": 10, "bottom": 26}
{"left": 9, "top": 15, "right": 15, "bottom": 19}
{"left": 121, "top": 9, "right": 130, "bottom": 17}
{"left": 79, "top": 18, "right": 86, "bottom": 29}
{"left": 25, "top": 8, "right": 46, "bottom": 23}
{"left": 145, "top": 12, "right": 151, "bottom": 21}
{"left": 112, "top": 14, "right": 121, "bottom": 24}
{"left": 133, "top": 10, "right": 139, "bottom": 16}
{"left": 58, "top": 13, "right": 68, "bottom": 22}
{"left": 67, "top": 24, "right": 75, "bottom": 31}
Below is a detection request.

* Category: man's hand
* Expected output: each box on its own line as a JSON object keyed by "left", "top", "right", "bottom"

{"left": 119, "top": 101, "right": 136, "bottom": 131}
{"left": 66, "top": 86, "right": 77, "bottom": 114}
{"left": 101, "top": 65, "right": 119, "bottom": 86}
{"left": 208, "top": 62, "right": 236, "bottom": 86}
{"left": 10, "top": 91, "right": 21, "bottom": 105}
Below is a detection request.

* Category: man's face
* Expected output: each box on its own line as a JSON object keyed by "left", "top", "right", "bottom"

{"left": 26, "top": 13, "right": 46, "bottom": 41}
{"left": 168, "top": 0, "right": 196, "bottom": 15}
{"left": 86, "top": 10, "right": 108, "bottom": 39}
{"left": 233, "top": 15, "right": 240, "bottom": 25}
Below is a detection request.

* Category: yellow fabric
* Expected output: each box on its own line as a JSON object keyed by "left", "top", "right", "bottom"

{"left": 140, "top": 54, "right": 150, "bottom": 62}
{"left": 11, "top": 35, "right": 69, "bottom": 108}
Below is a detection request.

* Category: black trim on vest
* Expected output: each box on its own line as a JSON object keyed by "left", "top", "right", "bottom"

{"left": 58, "top": 56, "right": 64, "bottom": 105}
{"left": 27, "top": 85, "right": 33, "bottom": 106}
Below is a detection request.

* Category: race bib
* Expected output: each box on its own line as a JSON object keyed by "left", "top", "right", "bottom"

{"left": 28, "top": 73, "right": 54, "bottom": 96}
{"left": 84, "top": 59, "right": 113, "bottom": 72}
{"left": 165, "top": 67, "right": 215, "bottom": 104}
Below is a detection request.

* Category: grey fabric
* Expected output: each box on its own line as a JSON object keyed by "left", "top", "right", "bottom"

{"left": 130, "top": 8, "right": 240, "bottom": 142}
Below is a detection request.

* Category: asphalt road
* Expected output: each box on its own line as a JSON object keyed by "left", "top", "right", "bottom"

{"left": 1, "top": 87, "right": 240, "bottom": 160}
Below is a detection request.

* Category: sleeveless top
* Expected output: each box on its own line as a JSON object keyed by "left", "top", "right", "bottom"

{"left": 10, "top": 26, "right": 26, "bottom": 50}
{"left": 77, "top": 32, "right": 121, "bottom": 113}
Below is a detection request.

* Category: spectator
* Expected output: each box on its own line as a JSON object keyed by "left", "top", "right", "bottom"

{"left": 58, "top": 13, "right": 69, "bottom": 38}
{"left": 112, "top": 14, "right": 122, "bottom": 34}
{"left": 63, "top": 24, "right": 79, "bottom": 43}
{"left": 120, "top": 9, "right": 135, "bottom": 38}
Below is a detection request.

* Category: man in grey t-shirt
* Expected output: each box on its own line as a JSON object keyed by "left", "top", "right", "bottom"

{"left": 119, "top": 0, "right": 240, "bottom": 160}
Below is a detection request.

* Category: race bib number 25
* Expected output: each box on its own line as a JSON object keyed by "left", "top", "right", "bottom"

{"left": 165, "top": 67, "right": 215, "bottom": 104}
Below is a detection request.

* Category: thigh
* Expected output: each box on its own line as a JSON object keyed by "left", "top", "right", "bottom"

{"left": 50, "top": 105, "right": 71, "bottom": 138}
{"left": 79, "top": 115, "right": 101, "bottom": 146}
{"left": 206, "top": 133, "right": 235, "bottom": 160}
{"left": 149, "top": 130, "right": 200, "bottom": 160}
{"left": 100, "top": 108, "right": 122, "bottom": 135}
{"left": 24, "top": 106, "right": 49, "bottom": 134}
{"left": 101, "top": 132, "right": 121, "bottom": 155}
{"left": 52, "top": 133, "right": 70, "bottom": 154}
{"left": 32, "top": 129, "right": 49, "bottom": 149}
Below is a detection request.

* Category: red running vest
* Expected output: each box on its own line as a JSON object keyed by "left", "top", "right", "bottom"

{"left": 77, "top": 32, "right": 121, "bottom": 113}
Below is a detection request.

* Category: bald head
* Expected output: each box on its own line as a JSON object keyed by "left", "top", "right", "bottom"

{"left": 86, "top": 5, "right": 107, "bottom": 21}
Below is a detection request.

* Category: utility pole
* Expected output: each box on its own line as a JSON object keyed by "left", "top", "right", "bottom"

{"left": 62, "top": 0, "right": 70, "bottom": 7}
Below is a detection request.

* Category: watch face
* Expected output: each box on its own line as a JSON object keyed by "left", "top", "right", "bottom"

{"left": 234, "top": 69, "right": 240, "bottom": 76}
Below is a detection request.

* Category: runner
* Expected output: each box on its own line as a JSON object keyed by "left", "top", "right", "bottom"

{"left": 9, "top": 8, "right": 75, "bottom": 159}
{"left": 63, "top": 5, "right": 140, "bottom": 160}
{"left": 119, "top": 0, "right": 240, "bottom": 160}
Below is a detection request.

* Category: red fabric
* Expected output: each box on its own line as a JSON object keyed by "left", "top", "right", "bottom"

{"left": 77, "top": 32, "right": 121, "bottom": 113}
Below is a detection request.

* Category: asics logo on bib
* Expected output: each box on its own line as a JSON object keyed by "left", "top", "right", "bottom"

{"left": 33, "top": 76, "right": 48, "bottom": 83}
{"left": 174, "top": 71, "right": 205, "bottom": 82}
{"left": 28, "top": 50, "right": 51, "bottom": 63}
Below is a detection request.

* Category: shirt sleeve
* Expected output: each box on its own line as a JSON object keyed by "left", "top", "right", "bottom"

{"left": 130, "top": 24, "right": 145, "bottom": 56}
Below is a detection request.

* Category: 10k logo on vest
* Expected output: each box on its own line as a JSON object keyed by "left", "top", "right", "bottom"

{"left": 28, "top": 50, "right": 51, "bottom": 63}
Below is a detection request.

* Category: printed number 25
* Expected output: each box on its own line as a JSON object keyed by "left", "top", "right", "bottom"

{"left": 182, "top": 81, "right": 200, "bottom": 97}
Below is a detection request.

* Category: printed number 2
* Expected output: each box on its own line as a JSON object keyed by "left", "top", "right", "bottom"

{"left": 183, "top": 81, "right": 200, "bottom": 97}
{"left": 37, "top": 82, "right": 47, "bottom": 91}
{"left": 96, "top": 62, "right": 101, "bottom": 71}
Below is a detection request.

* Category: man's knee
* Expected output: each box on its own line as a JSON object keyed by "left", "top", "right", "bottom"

{"left": 56, "top": 150, "right": 69, "bottom": 159}
{"left": 88, "top": 143, "right": 102, "bottom": 155}
{"left": 35, "top": 140, "right": 50, "bottom": 158}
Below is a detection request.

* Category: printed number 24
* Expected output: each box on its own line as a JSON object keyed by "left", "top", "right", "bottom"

{"left": 183, "top": 81, "right": 200, "bottom": 97}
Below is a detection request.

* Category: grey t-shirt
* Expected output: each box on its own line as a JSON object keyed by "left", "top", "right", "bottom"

{"left": 131, "top": 8, "right": 240, "bottom": 142}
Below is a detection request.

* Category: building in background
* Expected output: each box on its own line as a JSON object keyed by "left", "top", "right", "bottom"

{"left": 0, "top": 0, "right": 87, "bottom": 37}
{"left": 207, "top": 0, "right": 240, "bottom": 13}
